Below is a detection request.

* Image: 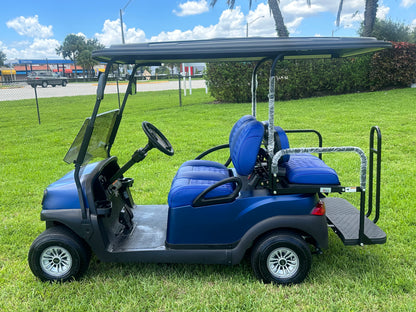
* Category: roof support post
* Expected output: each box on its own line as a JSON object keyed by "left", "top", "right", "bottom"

{"left": 73, "top": 62, "right": 112, "bottom": 228}
{"left": 267, "top": 54, "right": 284, "bottom": 158}
{"left": 251, "top": 58, "right": 268, "bottom": 118}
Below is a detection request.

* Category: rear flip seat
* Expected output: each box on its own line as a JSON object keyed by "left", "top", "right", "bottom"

{"left": 282, "top": 154, "right": 340, "bottom": 185}
{"left": 274, "top": 126, "right": 340, "bottom": 185}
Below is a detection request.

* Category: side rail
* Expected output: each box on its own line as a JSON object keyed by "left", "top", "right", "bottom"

{"left": 271, "top": 146, "right": 367, "bottom": 193}
{"left": 285, "top": 129, "right": 323, "bottom": 160}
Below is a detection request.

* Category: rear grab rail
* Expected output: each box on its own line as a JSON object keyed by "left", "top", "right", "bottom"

{"left": 367, "top": 126, "right": 382, "bottom": 223}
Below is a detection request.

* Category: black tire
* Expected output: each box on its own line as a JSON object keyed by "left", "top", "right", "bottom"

{"left": 28, "top": 226, "right": 90, "bottom": 282}
{"left": 52, "top": 84, "right": 56, "bottom": 87}
{"left": 251, "top": 233, "right": 311, "bottom": 285}
{"left": 62, "top": 80, "right": 67, "bottom": 87}
{"left": 42, "top": 81, "right": 48, "bottom": 88}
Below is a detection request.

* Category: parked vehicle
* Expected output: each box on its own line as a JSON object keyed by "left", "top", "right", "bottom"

{"left": 27, "top": 71, "right": 68, "bottom": 88}
{"left": 28, "top": 37, "right": 390, "bottom": 285}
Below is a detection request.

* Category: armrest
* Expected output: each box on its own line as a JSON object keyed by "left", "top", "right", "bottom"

{"left": 195, "top": 143, "right": 232, "bottom": 167}
{"left": 192, "top": 177, "right": 242, "bottom": 207}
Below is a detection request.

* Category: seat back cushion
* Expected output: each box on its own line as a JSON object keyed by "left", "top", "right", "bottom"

{"left": 230, "top": 119, "right": 264, "bottom": 176}
{"left": 229, "top": 115, "right": 256, "bottom": 146}
{"left": 274, "top": 126, "right": 290, "bottom": 162}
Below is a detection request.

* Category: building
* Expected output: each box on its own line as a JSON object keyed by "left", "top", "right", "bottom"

{"left": 6, "top": 59, "right": 84, "bottom": 79}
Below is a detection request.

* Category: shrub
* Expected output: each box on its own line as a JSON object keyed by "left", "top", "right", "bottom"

{"left": 204, "top": 42, "right": 416, "bottom": 102}
{"left": 369, "top": 42, "right": 416, "bottom": 90}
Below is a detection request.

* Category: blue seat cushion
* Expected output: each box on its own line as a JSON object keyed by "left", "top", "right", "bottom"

{"left": 230, "top": 119, "right": 264, "bottom": 176}
{"left": 167, "top": 116, "right": 263, "bottom": 208}
{"left": 168, "top": 160, "right": 233, "bottom": 207}
{"left": 229, "top": 115, "right": 256, "bottom": 146}
{"left": 282, "top": 154, "right": 340, "bottom": 185}
{"left": 173, "top": 160, "right": 230, "bottom": 180}
{"left": 168, "top": 177, "right": 235, "bottom": 208}
{"left": 274, "top": 126, "right": 290, "bottom": 162}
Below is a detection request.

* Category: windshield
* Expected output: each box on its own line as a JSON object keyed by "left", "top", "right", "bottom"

{"left": 64, "top": 109, "right": 119, "bottom": 165}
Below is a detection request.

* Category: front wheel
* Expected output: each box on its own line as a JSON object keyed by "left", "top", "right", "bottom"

{"left": 28, "top": 226, "right": 91, "bottom": 282}
{"left": 42, "top": 81, "right": 48, "bottom": 88}
{"left": 251, "top": 233, "right": 311, "bottom": 285}
{"left": 62, "top": 80, "right": 67, "bottom": 87}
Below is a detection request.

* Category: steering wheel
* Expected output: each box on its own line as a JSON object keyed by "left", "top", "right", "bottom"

{"left": 142, "top": 121, "right": 174, "bottom": 156}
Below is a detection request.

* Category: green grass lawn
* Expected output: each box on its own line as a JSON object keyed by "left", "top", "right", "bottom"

{"left": 0, "top": 88, "right": 415, "bottom": 311}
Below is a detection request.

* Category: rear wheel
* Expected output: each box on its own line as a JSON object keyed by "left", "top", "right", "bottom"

{"left": 28, "top": 226, "right": 90, "bottom": 282}
{"left": 251, "top": 233, "right": 311, "bottom": 285}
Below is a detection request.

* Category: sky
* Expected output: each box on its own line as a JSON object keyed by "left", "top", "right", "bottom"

{"left": 1, "top": 0, "right": 416, "bottom": 61}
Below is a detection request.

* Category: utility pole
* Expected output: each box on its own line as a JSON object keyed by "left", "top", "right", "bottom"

{"left": 120, "top": 0, "right": 133, "bottom": 44}
{"left": 120, "top": 9, "right": 125, "bottom": 44}
{"left": 246, "top": 16, "right": 264, "bottom": 37}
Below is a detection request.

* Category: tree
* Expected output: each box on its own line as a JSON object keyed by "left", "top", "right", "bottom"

{"left": 76, "top": 39, "right": 105, "bottom": 78}
{"left": 0, "top": 50, "right": 6, "bottom": 66}
{"left": 336, "top": 0, "right": 344, "bottom": 27}
{"left": 167, "top": 63, "right": 181, "bottom": 76}
{"left": 267, "top": 0, "right": 289, "bottom": 37}
{"left": 411, "top": 27, "right": 416, "bottom": 44}
{"left": 155, "top": 65, "right": 170, "bottom": 76}
{"left": 359, "top": 18, "right": 413, "bottom": 42}
{"left": 362, "top": 0, "right": 378, "bottom": 37}
{"left": 334, "top": 1, "right": 379, "bottom": 37}
{"left": 56, "top": 34, "right": 86, "bottom": 78}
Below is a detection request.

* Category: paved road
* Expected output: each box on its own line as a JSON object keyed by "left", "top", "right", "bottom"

{"left": 0, "top": 80, "right": 207, "bottom": 101}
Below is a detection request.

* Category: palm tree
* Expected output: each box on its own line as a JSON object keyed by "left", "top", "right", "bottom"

{"left": 336, "top": 0, "right": 344, "bottom": 27}
{"left": 362, "top": 0, "right": 378, "bottom": 37}
{"left": 336, "top": 0, "right": 378, "bottom": 37}
{"left": 210, "top": 0, "right": 310, "bottom": 37}
{"left": 267, "top": 0, "right": 289, "bottom": 37}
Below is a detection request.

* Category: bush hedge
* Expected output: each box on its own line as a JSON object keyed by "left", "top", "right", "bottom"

{"left": 204, "top": 42, "right": 416, "bottom": 102}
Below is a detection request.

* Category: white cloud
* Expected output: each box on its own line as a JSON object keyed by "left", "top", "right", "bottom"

{"left": 173, "top": 0, "right": 209, "bottom": 17}
{"left": 401, "top": 0, "right": 416, "bottom": 8}
{"left": 376, "top": 5, "right": 390, "bottom": 20}
{"left": 286, "top": 17, "right": 304, "bottom": 34}
{"left": 151, "top": 7, "right": 246, "bottom": 41}
{"left": 282, "top": 0, "right": 328, "bottom": 16}
{"left": 6, "top": 15, "right": 53, "bottom": 39}
{"left": 94, "top": 19, "right": 145, "bottom": 46}
{"left": 280, "top": 0, "right": 391, "bottom": 33}
{"left": 245, "top": 3, "right": 276, "bottom": 37}
{"left": 5, "top": 1, "right": 401, "bottom": 60}
{"left": 75, "top": 32, "right": 87, "bottom": 39}
{"left": 3, "top": 38, "right": 60, "bottom": 59}
{"left": 411, "top": 18, "right": 416, "bottom": 29}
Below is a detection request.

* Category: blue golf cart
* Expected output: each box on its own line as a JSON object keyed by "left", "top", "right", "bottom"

{"left": 28, "top": 37, "right": 390, "bottom": 285}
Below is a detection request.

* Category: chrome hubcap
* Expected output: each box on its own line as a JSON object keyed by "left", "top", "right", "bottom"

{"left": 40, "top": 246, "right": 72, "bottom": 277}
{"left": 267, "top": 247, "right": 299, "bottom": 279}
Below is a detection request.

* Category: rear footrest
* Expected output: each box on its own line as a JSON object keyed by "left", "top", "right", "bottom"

{"left": 323, "top": 197, "right": 386, "bottom": 245}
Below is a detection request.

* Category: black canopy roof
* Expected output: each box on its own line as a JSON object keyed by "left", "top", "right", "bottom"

{"left": 92, "top": 37, "right": 391, "bottom": 65}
